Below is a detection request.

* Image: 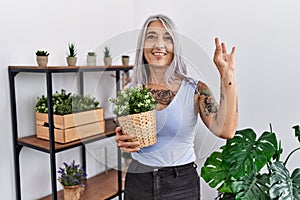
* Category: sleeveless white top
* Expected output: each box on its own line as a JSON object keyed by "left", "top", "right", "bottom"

{"left": 132, "top": 80, "right": 198, "bottom": 167}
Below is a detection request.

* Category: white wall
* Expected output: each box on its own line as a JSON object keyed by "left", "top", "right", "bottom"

{"left": 0, "top": 0, "right": 136, "bottom": 199}
{"left": 1, "top": 0, "right": 300, "bottom": 199}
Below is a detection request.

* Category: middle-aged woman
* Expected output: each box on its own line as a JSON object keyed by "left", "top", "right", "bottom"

{"left": 115, "top": 14, "right": 238, "bottom": 200}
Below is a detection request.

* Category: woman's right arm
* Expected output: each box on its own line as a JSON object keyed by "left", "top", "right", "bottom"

{"left": 115, "top": 127, "right": 140, "bottom": 152}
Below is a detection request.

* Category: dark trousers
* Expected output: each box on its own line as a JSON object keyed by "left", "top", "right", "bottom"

{"left": 124, "top": 159, "right": 200, "bottom": 200}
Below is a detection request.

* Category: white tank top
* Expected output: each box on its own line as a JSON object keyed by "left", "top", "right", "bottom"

{"left": 132, "top": 80, "right": 198, "bottom": 167}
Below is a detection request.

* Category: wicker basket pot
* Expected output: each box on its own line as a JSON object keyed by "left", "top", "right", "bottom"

{"left": 118, "top": 110, "right": 157, "bottom": 148}
{"left": 63, "top": 185, "right": 84, "bottom": 200}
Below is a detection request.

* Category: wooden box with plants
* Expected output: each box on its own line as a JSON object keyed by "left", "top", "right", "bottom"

{"left": 201, "top": 124, "right": 300, "bottom": 200}
{"left": 35, "top": 89, "right": 105, "bottom": 143}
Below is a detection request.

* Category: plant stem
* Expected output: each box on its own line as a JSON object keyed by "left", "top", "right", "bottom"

{"left": 284, "top": 147, "right": 300, "bottom": 166}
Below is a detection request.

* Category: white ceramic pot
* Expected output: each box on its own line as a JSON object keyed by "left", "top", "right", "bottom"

{"left": 87, "top": 55, "right": 97, "bottom": 66}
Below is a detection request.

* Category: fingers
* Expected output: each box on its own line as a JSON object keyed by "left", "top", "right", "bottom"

{"left": 215, "top": 37, "right": 236, "bottom": 55}
{"left": 231, "top": 46, "right": 236, "bottom": 56}
{"left": 215, "top": 37, "right": 221, "bottom": 51}
{"left": 115, "top": 127, "right": 140, "bottom": 152}
{"left": 221, "top": 42, "right": 227, "bottom": 54}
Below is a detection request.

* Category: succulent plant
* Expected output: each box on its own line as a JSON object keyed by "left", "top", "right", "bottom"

{"left": 36, "top": 50, "right": 49, "bottom": 56}
{"left": 103, "top": 46, "right": 111, "bottom": 58}
{"left": 87, "top": 52, "right": 96, "bottom": 56}
{"left": 67, "top": 43, "right": 77, "bottom": 57}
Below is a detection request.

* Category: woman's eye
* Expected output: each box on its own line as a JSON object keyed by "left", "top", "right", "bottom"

{"left": 146, "top": 35, "right": 156, "bottom": 40}
{"left": 164, "top": 35, "right": 173, "bottom": 42}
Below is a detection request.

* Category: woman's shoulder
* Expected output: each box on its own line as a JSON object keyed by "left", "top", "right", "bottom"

{"left": 183, "top": 78, "right": 209, "bottom": 95}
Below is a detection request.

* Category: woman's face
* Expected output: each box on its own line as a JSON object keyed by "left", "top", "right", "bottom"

{"left": 143, "top": 20, "right": 174, "bottom": 67}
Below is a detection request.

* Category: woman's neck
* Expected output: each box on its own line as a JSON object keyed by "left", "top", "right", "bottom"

{"left": 148, "top": 66, "right": 167, "bottom": 84}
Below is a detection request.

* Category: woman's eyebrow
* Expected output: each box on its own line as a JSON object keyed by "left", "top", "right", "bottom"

{"left": 146, "top": 31, "right": 156, "bottom": 35}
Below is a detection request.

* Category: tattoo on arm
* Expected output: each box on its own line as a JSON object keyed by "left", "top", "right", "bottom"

{"left": 197, "top": 82, "right": 218, "bottom": 118}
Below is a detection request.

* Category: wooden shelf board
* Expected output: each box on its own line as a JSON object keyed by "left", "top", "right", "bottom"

{"left": 9, "top": 65, "right": 133, "bottom": 73}
{"left": 17, "top": 118, "right": 117, "bottom": 153}
{"left": 40, "top": 169, "right": 125, "bottom": 200}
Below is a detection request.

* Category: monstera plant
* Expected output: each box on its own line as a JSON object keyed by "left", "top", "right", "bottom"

{"left": 201, "top": 125, "right": 300, "bottom": 200}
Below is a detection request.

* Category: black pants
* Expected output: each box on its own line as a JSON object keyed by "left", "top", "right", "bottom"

{"left": 124, "top": 159, "right": 200, "bottom": 200}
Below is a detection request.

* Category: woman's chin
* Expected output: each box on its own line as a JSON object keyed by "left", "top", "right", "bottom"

{"left": 148, "top": 63, "right": 169, "bottom": 68}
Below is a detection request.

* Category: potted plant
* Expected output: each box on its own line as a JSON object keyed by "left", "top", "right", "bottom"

{"left": 66, "top": 42, "right": 77, "bottom": 66}
{"left": 103, "top": 46, "right": 112, "bottom": 66}
{"left": 201, "top": 124, "right": 300, "bottom": 200}
{"left": 121, "top": 55, "right": 130, "bottom": 66}
{"left": 109, "top": 85, "right": 157, "bottom": 148}
{"left": 35, "top": 50, "right": 49, "bottom": 67}
{"left": 86, "top": 52, "right": 97, "bottom": 66}
{"left": 58, "top": 160, "right": 87, "bottom": 200}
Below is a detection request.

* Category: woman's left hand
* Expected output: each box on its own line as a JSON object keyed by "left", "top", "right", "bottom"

{"left": 213, "top": 37, "right": 236, "bottom": 77}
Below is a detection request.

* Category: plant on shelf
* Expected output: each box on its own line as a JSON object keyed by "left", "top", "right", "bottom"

{"left": 109, "top": 85, "right": 157, "bottom": 148}
{"left": 35, "top": 89, "right": 104, "bottom": 143}
{"left": 103, "top": 46, "right": 112, "bottom": 66}
{"left": 66, "top": 42, "right": 77, "bottom": 66}
{"left": 88, "top": 52, "right": 96, "bottom": 56}
{"left": 86, "top": 51, "right": 97, "bottom": 66}
{"left": 58, "top": 160, "right": 87, "bottom": 200}
{"left": 35, "top": 50, "right": 50, "bottom": 67}
{"left": 121, "top": 55, "right": 130, "bottom": 66}
{"left": 35, "top": 89, "right": 100, "bottom": 115}
{"left": 201, "top": 124, "right": 300, "bottom": 200}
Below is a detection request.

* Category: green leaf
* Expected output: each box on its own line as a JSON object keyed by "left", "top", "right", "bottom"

{"left": 201, "top": 152, "right": 233, "bottom": 193}
{"left": 222, "top": 129, "right": 277, "bottom": 178}
{"left": 292, "top": 125, "right": 300, "bottom": 142}
{"left": 232, "top": 173, "right": 270, "bottom": 200}
{"left": 270, "top": 161, "right": 300, "bottom": 200}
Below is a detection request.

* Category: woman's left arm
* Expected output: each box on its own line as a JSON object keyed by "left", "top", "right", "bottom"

{"left": 197, "top": 37, "right": 238, "bottom": 139}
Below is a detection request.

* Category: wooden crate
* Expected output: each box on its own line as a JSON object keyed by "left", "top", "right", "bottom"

{"left": 36, "top": 108, "right": 104, "bottom": 129}
{"left": 36, "top": 108, "right": 105, "bottom": 143}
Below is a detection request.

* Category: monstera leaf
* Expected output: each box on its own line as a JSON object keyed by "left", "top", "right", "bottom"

{"left": 270, "top": 161, "right": 300, "bottom": 200}
{"left": 292, "top": 125, "right": 300, "bottom": 142}
{"left": 201, "top": 152, "right": 233, "bottom": 193}
{"left": 232, "top": 173, "right": 270, "bottom": 200}
{"left": 222, "top": 129, "right": 277, "bottom": 178}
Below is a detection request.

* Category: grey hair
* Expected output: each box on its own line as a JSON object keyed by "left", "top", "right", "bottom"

{"left": 132, "top": 14, "right": 195, "bottom": 86}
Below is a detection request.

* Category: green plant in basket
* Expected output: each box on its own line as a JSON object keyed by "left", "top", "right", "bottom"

{"left": 109, "top": 85, "right": 157, "bottom": 116}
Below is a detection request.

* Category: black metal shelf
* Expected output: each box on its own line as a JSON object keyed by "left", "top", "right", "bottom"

{"left": 8, "top": 65, "right": 132, "bottom": 200}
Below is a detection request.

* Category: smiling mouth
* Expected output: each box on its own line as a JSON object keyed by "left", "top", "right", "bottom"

{"left": 152, "top": 52, "right": 166, "bottom": 56}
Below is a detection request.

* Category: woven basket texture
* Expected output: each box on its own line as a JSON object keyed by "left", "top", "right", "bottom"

{"left": 118, "top": 110, "right": 157, "bottom": 148}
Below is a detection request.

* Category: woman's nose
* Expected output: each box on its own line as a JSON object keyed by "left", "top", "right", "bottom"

{"left": 154, "top": 37, "right": 165, "bottom": 49}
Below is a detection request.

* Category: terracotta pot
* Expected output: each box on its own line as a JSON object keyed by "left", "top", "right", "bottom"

{"left": 122, "top": 57, "right": 129, "bottom": 66}
{"left": 63, "top": 185, "right": 84, "bottom": 200}
{"left": 36, "top": 56, "right": 48, "bottom": 67}
{"left": 103, "top": 57, "right": 112, "bottom": 66}
{"left": 66, "top": 57, "right": 77, "bottom": 66}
